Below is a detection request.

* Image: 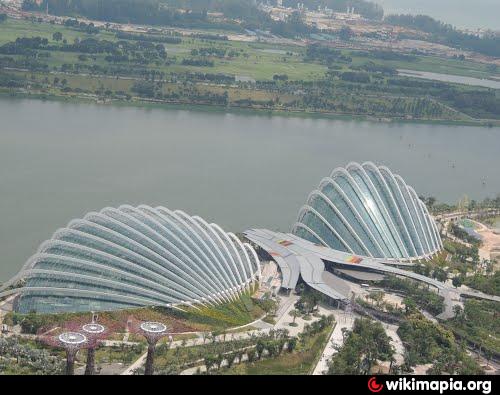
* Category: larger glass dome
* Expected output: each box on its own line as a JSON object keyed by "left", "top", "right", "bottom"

{"left": 11, "top": 205, "right": 260, "bottom": 314}
{"left": 292, "top": 162, "right": 442, "bottom": 260}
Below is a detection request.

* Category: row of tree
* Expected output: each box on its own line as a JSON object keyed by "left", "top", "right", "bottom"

{"left": 386, "top": 14, "right": 500, "bottom": 58}
{"left": 398, "top": 313, "right": 484, "bottom": 374}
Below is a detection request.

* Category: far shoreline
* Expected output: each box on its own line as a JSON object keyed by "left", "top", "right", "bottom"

{"left": 1, "top": 90, "right": 499, "bottom": 129}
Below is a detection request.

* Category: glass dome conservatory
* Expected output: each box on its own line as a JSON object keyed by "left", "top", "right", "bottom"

{"left": 292, "top": 162, "right": 442, "bottom": 260}
{"left": 8, "top": 205, "right": 260, "bottom": 314}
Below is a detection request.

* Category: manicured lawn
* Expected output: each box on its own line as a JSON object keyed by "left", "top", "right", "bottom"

{"left": 0, "top": 18, "right": 116, "bottom": 45}
{"left": 0, "top": 18, "right": 327, "bottom": 80}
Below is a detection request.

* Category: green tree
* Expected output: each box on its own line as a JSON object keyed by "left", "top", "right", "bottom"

{"left": 52, "top": 32, "right": 63, "bottom": 42}
{"left": 452, "top": 305, "right": 463, "bottom": 320}
{"left": 289, "top": 309, "right": 300, "bottom": 324}
{"left": 452, "top": 276, "right": 462, "bottom": 288}
{"left": 327, "top": 318, "right": 394, "bottom": 374}
{"left": 338, "top": 26, "right": 353, "bottom": 41}
{"left": 255, "top": 340, "right": 265, "bottom": 360}
{"left": 204, "top": 354, "right": 217, "bottom": 374}
{"left": 246, "top": 349, "right": 257, "bottom": 363}
{"left": 226, "top": 352, "right": 237, "bottom": 368}
{"left": 403, "top": 297, "right": 417, "bottom": 314}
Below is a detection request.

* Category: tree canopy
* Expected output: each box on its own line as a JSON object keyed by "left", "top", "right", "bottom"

{"left": 327, "top": 318, "right": 394, "bottom": 374}
{"left": 386, "top": 14, "right": 500, "bottom": 58}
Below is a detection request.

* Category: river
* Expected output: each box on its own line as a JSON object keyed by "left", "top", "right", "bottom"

{"left": 1, "top": 97, "right": 500, "bottom": 281}
{"left": 398, "top": 70, "right": 500, "bottom": 90}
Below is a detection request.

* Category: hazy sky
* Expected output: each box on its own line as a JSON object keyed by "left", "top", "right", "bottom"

{"left": 375, "top": 0, "right": 500, "bottom": 30}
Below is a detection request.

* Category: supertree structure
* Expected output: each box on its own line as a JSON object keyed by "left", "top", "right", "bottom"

{"left": 38, "top": 316, "right": 119, "bottom": 375}
{"left": 39, "top": 331, "right": 92, "bottom": 375}
{"left": 81, "top": 323, "right": 107, "bottom": 375}
{"left": 73, "top": 316, "right": 123, "bottom": 375}
{"left": 129, "top": 319, "right": 171, "bottom": 375}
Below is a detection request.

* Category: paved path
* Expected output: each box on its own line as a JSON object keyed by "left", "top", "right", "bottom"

{"left": 312, "top": 316, "right": 405, "bottom": 375}
{"left": 121, "top": 351, "right": 148, "bottom": 375}
{"left": 312, "top": 310, "right": 356, "bottom": 375}
{"left": 384, "top": 323, "right": 404, "bottom": 366}
{"left": 121, "top": 294, "right": 337, "bottom": 375}
{"left": 120, "top": 324, "right": 273, "bottom": 375}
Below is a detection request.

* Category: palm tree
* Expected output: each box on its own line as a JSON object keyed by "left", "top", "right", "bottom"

{"left": 246, "top": 349, "right": 257, "bottom": 363}
{"left": 255, "top": 340, "right": 265, "bottom": 360}
{"left": 226, "top": 352, "right": 237, "bottom": 369}
{"left": 236, "top": 350, "right": 244, "bottom": 364}
{"left": 215, "top": 353, "right": 224, "bottom": 370}
{"left": 289, "top": 309, "right": 300, "bottom": 324}
{"left": 204, "top": 354, "right": 216, "bottom": 374}
{"left": 453, "top": 305, "right": 464, "bottom": 321}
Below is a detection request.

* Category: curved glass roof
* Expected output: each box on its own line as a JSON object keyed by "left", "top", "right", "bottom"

{"left": 292, "top": 162, "right": 442, "bottom": 260}
{"left": 11, "top": 205, "right": 260, "bottom": 314}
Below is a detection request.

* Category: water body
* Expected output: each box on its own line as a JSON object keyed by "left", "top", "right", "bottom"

{"left": 376, "top": 0, "right": 500, "bottom": 30}
{"left": 258, "top": 49, "right": 290, "bottom": 55}
{"left": 398, "top": 70, "right": 500, "bottom": 89}
{"left": 1, "top": 97, "right": 500, "bottom": 281}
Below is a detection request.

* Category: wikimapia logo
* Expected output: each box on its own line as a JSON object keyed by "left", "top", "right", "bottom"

{"left": 368, "top": 377, "right": 384, "bottom": 393}
{"left": 367, "top": 377, "right": 492, "bottom": 394}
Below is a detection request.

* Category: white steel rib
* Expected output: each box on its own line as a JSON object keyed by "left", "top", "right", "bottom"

{"left": 293, "top": 162, "right": 442, "bottom": 260}
{"left": 7, "top": 206, "right": 259, "bottom": 314}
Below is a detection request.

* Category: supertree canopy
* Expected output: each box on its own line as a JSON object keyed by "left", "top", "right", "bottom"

{"left": 39, "top": 331, "right": 92, "bottom": 375}
{"left": 37, "top": 316, "right": 118, "bottom": 375}
{"left": 81, "top": 322, "right": 107, "bottom": 375}
{"left": 129, "top": 319, "right": 172, "bottom": 375}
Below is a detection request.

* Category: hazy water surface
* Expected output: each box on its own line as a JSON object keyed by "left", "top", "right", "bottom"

{"left": 1, "top": 98, "right": 500, "bottom": 281}
{"left": 398, "top": 70, "right": 500, "bottom": 89}
{"left": 376, "top": 0, "right": 500, "bottom": 30}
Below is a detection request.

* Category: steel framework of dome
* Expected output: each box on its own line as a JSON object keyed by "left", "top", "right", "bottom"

{"left": 292, "top": 162, "right": 442, "bottom": 260}
{"left": 6, "top": 205, "right": 260, "bottom": 314}
{"left": 0, "top": 162, "right": 445, "bottom": 314}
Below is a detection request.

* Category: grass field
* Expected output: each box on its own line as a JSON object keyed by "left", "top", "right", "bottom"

{"left": 0, "top": 18, "right": 115, "bottom": 45}
{"left": 0, "top": 18, "right": 327, "bottom": 80}
{"left": 1, "top": 17, "right": 498, "bottom": 124}
{"left": 1, "top": 17, "right": 496, "bottom": 81}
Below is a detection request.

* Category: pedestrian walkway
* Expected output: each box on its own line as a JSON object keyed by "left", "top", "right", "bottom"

{"left": 384, "top": 323, "right": 404, "bottom": 366}
{"left": 312, "top": 309, "right": 356, "bottom": 375}
{"left": 120, "top": 325, "right": 272, "bottom": 375}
